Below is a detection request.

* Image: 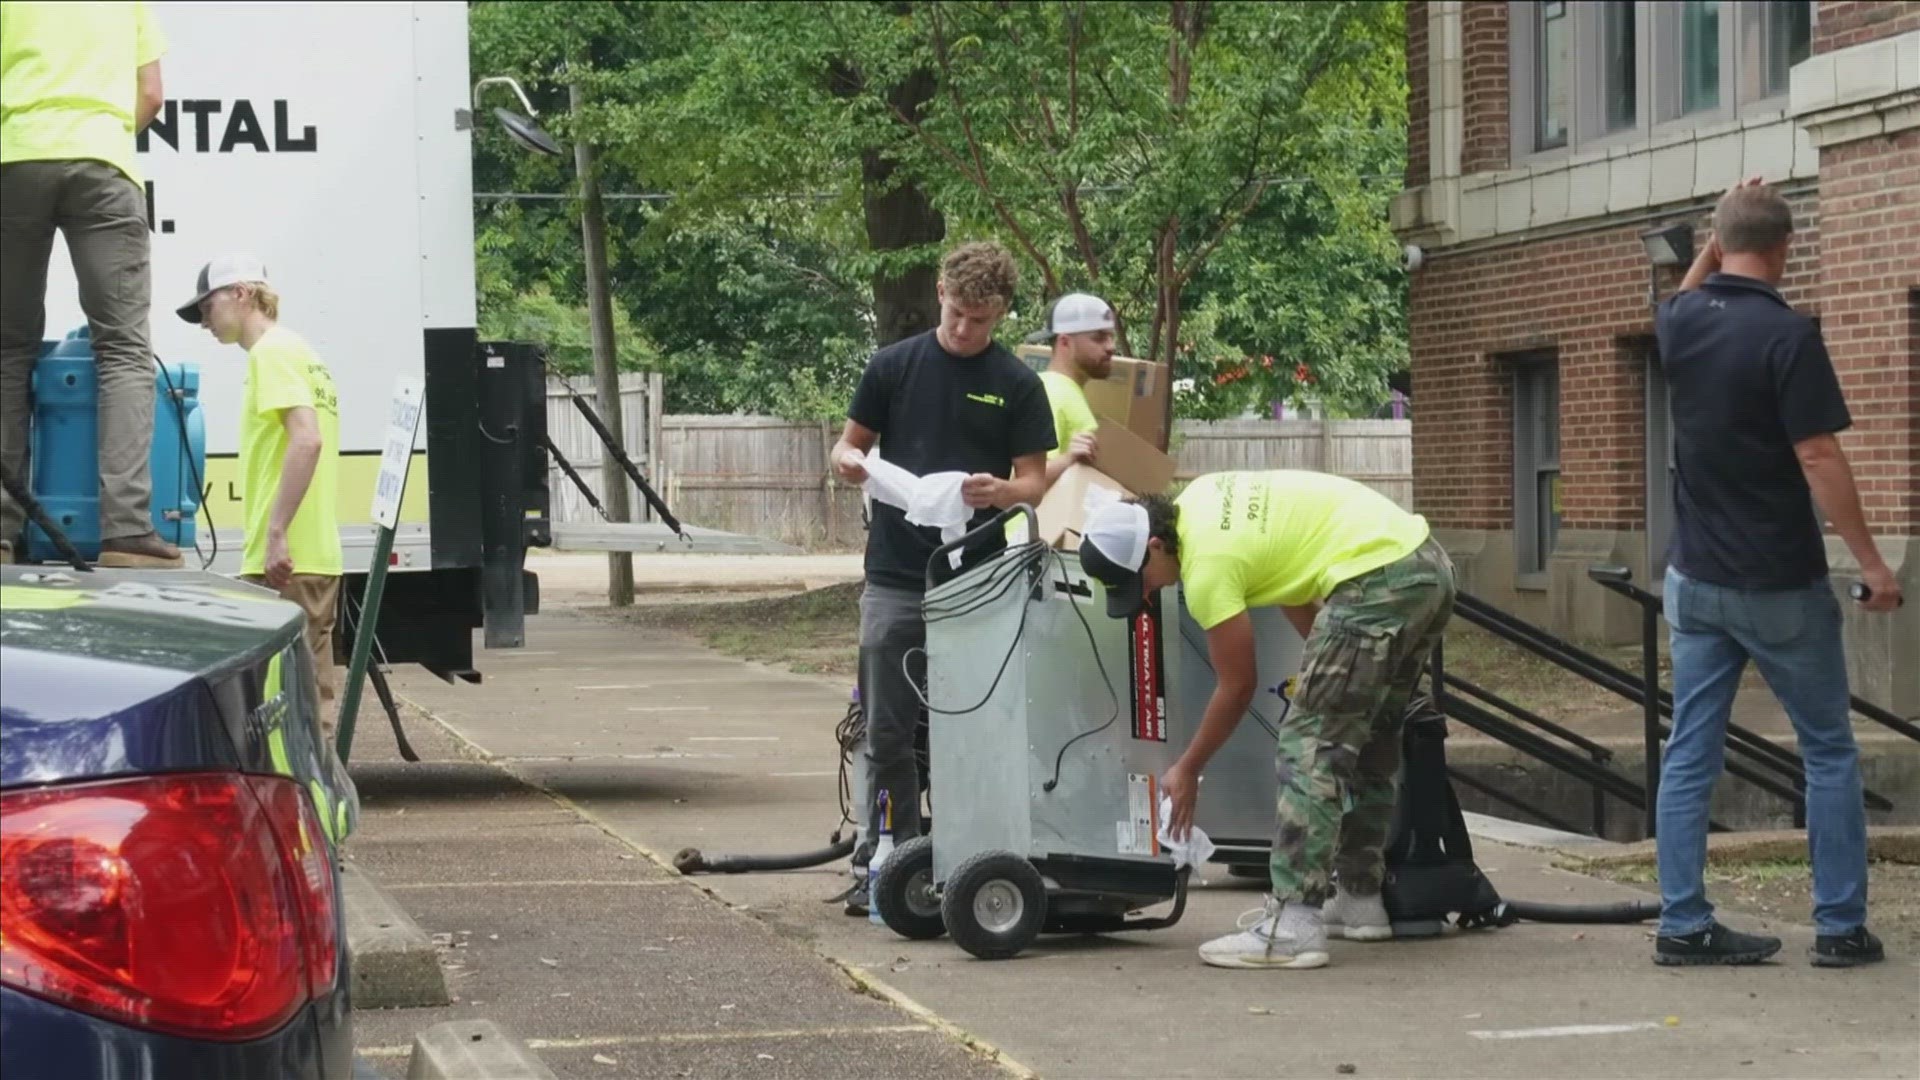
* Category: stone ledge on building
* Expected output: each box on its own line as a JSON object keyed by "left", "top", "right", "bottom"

{"left": 1792, "top": 29, "right": 1920, "bottom": 147}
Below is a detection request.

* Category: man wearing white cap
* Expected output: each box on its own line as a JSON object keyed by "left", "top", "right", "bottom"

{"left": 1031, "top": 292, "right": 1117, "bottom": 481}
{"left": 1075, "top": 471, "right": 1456, "bottom": 969}
{"left": 1005, "top": 292, "right": 1117, "bottom": 543}
{"left": 180, "top": 255, "right": 344, "bottom": 725}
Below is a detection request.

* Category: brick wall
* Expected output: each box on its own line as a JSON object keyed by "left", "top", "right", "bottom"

{"left": 1814, "top": 0, "right": 1920, "bottom": 55}
{"left": 1816, "top": 129, "right": 1920, "bottom": 531}
{"left": 1407, "top": 0, "right": 1430, "bottom": 186}
{"left": 1410, "top": 196, "right": 1821, "bottom": 532}
{"left": 1460, "top": 2, "right": 1509, "bottom": 175}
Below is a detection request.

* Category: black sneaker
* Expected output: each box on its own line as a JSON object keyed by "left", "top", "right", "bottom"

{"left": 1811, "top": 927, "right": 1884, "bottom": 968}
{"left": 1654, "top": 921, "right": 1782, "bottom": 966}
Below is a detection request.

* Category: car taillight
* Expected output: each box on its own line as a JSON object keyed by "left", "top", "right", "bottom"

{"left": 0, "top": 772, "right": 339, "bottom": 1041}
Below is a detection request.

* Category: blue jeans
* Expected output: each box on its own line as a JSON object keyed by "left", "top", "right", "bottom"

{"left": 1658, "top": 567, "right": 1868, "bottom": 937}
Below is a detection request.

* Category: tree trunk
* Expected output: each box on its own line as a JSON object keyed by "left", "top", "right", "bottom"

{"left": 862, "top": 67, "right": 946, "bottom": 347}
{"left": 571, "top": 79, "right": 634, "bottom": 608}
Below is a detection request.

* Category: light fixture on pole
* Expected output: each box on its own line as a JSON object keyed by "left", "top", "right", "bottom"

{"left": 465, "top": 75, "right": 563, "bottom": 156}
{"left": 1639, "top": 221, "right": 1694, "bottom": 307}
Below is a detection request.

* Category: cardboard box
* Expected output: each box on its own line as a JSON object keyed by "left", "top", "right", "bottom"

{"left": 1014, "top": 346, "right": 1172, "bottom": 451}
{"left": 1089, "top": 418, "right": 1175, "bottom": 494}
{"left": 1030, "top": 419, "right": 1176, "bottom": 549}
{"left": 1083, "top": 357, "right": 1172, "bottom": 452}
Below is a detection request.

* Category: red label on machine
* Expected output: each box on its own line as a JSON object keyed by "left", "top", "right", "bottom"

{"left": 1131, "top": 605, "right": 1166, "bottom": 742}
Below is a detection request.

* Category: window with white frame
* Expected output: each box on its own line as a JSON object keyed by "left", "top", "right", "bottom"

{"left": 1510, "top": 0, "right": 1813, "bottom": 160}
{"left": 1512, "top": 355, "right": 1561, "bottom": 587}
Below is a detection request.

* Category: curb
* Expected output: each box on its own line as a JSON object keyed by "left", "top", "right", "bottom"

{"left": 1462, "top": 811, "right": 1631, "bottom": 857}
{"left": 400, "top": 696, "right": 1040, "bottom": 1080}
{"left": 1562, "top": 826, "right": 1920, "bottom": 869}
{"left": 343, "top": 863, "right": 452, "bottom": 1010}
{"left": 405, "top": 1020, "right": 555, "bottom": 1080}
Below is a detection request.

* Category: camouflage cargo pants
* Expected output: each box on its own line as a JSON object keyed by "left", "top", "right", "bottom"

{"left": 1270, "top": 537, "right": 1456, "bottom": 904}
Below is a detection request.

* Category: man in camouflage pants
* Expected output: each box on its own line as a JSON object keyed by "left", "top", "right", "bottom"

{"left": 1078, "top": 470, "right": 1457, "bottom": 970}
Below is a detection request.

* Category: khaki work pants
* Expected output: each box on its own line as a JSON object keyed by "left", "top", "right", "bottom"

{"left": 0, "top": 160, "right": 156, "bottom": 543}
{"left": 245, "top": 573, "right": 343, "bottom": 739}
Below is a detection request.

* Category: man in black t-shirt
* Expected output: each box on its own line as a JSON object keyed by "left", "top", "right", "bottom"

{"left": 829, "top": 241, "right": 1054, "bottom": 914}
{"left": 1650, "top": 177, "right": 1901, "bottom": 970}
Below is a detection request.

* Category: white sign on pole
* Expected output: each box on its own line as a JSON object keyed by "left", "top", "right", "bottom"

{"left": 372, "top": 377, "right": 425, "bottom": 529}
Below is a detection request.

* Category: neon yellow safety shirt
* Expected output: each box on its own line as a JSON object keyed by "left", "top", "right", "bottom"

{"left": 1038, "top": 370, "right": 1099, "bottom": 457}
{"left": 1175, "top": 470, "right": 1430, "bottom": 629}
{"left": 240, "top": 327, "right": 343, "bottom": 577}
{"left": 1007, "top": 370, "right": 1102, "bottom": 543}
{"left": 0, "top": 1, "right": 167, "bottom": 184}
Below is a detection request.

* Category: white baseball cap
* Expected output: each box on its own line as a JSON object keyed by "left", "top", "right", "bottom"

{"left": 1076, "top": 501, "right": 1151, "bottom": 618}
{"left": 1049, "top": 292, "right": 1116, "bottom": 336}
{"left": 177, "top": 254, "right": 270, "bottom": 324}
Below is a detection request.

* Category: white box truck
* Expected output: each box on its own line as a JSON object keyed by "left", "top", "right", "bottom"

{"left": 39, "top": 0, "right": 549, "bottom": 680}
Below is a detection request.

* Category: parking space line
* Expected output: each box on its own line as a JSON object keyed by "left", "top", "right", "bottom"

{"left": 1469, "top": 1021, "right": 1666, "bottom": 1040}
{"left": 357, "top": 1024, "right": 934, "bottom": 1058}
{"left": 499, "top": 752, "right": 736, "bottom": 762}
{"left": 381, "top": 879, "right": 679, "bottom": 890}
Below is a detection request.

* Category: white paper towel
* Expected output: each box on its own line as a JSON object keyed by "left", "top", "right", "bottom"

{"left": 1158, "top": 794, "right": 1217, "bottom": 871}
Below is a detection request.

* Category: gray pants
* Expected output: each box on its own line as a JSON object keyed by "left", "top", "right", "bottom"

{"left": 854, "top": 583, "right": 927, "bottom": 861}
{"left": 0, "top": 160, "right": 156, "bottom": 543}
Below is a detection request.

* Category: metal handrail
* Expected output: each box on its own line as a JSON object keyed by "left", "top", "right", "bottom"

{"left": 1586, "top": 564, "right": 1911, "bottom": 834}
{"left": 1457, "top": 589, "right": 1895, "bottom": 813}
{"left": 1589, "top": 565, "right": 1920, "bottom": 745}
{"left": 1429, "top": 573, "right": 1900, "bottom": 840}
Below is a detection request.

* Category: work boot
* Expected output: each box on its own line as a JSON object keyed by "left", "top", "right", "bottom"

{"left": 1810, "top": 927, "right": 1884, "bottom": 968}
{"left": 1198, "top": 897, "right": 1329, "bottom": 970}
{"left": 1653, "top": 921, "right": 1782, "bottom": 966}
{"left": 98, "top": 532, "right": 184, "bottom": 569}
{"left": 1322, "top": 887, "right": 1393, "bottom": 941}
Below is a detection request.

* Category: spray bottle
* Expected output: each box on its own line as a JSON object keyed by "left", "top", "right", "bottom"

{"left": 868, "top": 790, "right": 894, "bottom": 926}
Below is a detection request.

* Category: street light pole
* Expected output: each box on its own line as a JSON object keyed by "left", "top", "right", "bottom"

{"left": 569, "top": 77, "right": 635, "bottom": 607}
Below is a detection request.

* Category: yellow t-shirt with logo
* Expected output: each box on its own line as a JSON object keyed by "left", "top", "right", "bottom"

{"left": 1038, "top": 370, "right": 1099, "bottom": 458}
{"left": 1175, "top": 470, "right": 1430, "bottom": 629}
{"left": 241, "top": 327, "right": 342, "bottom": 577}
{"left": 0, "top": 1, "right": 167, "bottom": 184}
{"left": 1007, "top": 370, "right": 1103, "bottom": 543}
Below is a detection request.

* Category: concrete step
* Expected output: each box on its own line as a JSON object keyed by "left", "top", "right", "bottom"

{"left": 344, "top": 862, "right": 451, "bottom": 1010}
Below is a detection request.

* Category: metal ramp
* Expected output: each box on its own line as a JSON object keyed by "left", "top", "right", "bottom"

{"left": 548, "top": 520, "right": 800, "bottom": 556}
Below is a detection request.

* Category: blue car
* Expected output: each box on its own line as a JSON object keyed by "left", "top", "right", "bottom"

{"left": 1, "top": 567, "right": 360, "bottom": 1079}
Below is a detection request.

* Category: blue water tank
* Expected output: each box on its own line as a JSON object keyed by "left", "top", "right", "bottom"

{"left": 25, "top": 328, "right": 206, "bottom": 563}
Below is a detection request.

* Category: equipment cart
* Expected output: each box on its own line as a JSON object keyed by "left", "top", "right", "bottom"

{"left": 871, "top": 508, "right": 1191, "bottom": 959}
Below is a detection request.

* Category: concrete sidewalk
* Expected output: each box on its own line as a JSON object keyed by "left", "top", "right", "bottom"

{"left": 344, "top": 714, "right": 1005, "bottom": 1078}
{"left": 386, "top": 613, "right": 1920, "bottom": 1079}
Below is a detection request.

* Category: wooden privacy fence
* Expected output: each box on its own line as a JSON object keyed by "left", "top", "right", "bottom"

{"left": 1172, "top": 419, "right": 1413, "bottom": 510}
{"left": 543, "top": 374, "right": 664, "bottom": 526}
{"left": 542, "top": 391, "right": 1412, "bottom": 551}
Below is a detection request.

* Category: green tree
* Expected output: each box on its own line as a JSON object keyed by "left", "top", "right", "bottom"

{"left": 468, "top": 0, "right": 1409, "bottom": 419}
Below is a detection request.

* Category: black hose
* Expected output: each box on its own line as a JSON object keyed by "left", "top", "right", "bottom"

{"left": 1504, "top": 898, "right": 1659, "bottom": 924}
{"left": 673, "top": 838, "right": 855, "bottom": 875}
{"left": 0, "top": 460, "right": 92, "bottom": 572}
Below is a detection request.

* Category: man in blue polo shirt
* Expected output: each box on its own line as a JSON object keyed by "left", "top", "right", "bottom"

{"left": 1652, "top": 177, "right": 1901, "bottom": 969}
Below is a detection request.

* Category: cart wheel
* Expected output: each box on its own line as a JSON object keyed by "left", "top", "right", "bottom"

{"left": 873, "top": 836, "right": 945, "bottom": 940}
{"left": 941, "top": 851, "right": 1046, "bottom": 960}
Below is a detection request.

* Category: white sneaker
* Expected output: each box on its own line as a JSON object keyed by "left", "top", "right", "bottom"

{"left": 1198, "top": 897, "right": 1330, "bottom": 970}
{"left": 1322, "top": 887, "right": 1393, "bottom": 941}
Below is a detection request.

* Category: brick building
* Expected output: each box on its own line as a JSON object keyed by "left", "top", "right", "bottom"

{"left": 1392, "top": 0, "right": 1919, "bottom": 712}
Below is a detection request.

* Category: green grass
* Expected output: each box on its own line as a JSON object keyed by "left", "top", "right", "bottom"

{"left": 619, "top": 580, "right": 1691, "bottom": 724}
